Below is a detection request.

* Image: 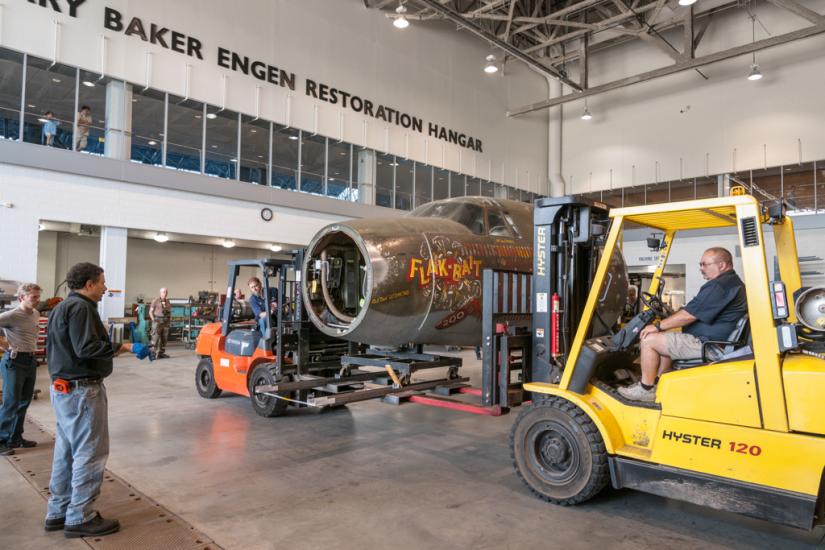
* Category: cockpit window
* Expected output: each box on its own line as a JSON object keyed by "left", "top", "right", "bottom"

{"left": 487, "top": 211, "right": 515, "bottom": 237}
{"left": 409, "top": 201, "right": 485, "bottom": 235}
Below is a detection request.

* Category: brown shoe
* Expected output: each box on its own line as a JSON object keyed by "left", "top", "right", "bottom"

{"left": 64, "top": 512, "right": 120, "bottom": 538}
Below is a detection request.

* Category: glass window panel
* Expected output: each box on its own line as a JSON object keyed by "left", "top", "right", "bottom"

{"left": 481, "top": 180, "right": 495, "bottom": 197}
{"left": 645, "top": 181, "right": 669, "bottom": 205}
{"left": 623, "top": 185, "right": 645, "bottom": 206}
{"left": 0, "top": 48, "right": 24, "bottom": 141}
{"left": 272, "top": 125, "right": 299, "bottom": 190}
{"left": 781, "top": 163, "right": 815, "bottom": 212}
{"left": 301, "top": 133, "right": 326, "bottom": 195}
{"left": 670, "top": 179, "right": 694, "bottom": 201}
{"left": 76, "top": 70, "right": 107, "bottom": 155}
{"left": 395, "top": 158, "right": 413, "bottom": 210}
{"left": 166, "top": 95, "right": 203, "bottom": 173}
{"left": 467, "top": 177, "right": 481, "bottom": 197}
{"left": 507, "top": 186, "right": 520, "bottom": 201}
{"left": 129, "top": 87, "right": 164, "bottom": 166}
{"left": 450, "top": 172, "right": 465, "bottom": 198}
{"left": 375, "top": 153, "right": 394, "bottom": 207}
{"left": 327, "top": 140, "right": 352, "bottom": 200}
{"left": 204, "top": 108, "right": 238, "bottom": 179}
{"left": 601, "top": 188, "right": 623, "bottom": 207}
{"left": 434, "top": 168, "right": 449, "bottom": 200}
{"left": 414, "top": 163, "right": 432, "bottom": 208}
{"left": 695, "top": 176, "right": 718, "bottom": 199}
{"left": 817, "top": 162, "right": 824, "bottom": 212}
{"left": 23, "top": 57, "right": 75, "bottom": 148}
{"left": 487, "top": 210, "right": 515, "bottom": 237}
{"left": 239, "top": 116, "right": 269, "bottom": 185}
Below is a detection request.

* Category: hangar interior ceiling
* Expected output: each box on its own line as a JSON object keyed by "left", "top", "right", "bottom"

{"left": 365, "top": 0, "right": 825, "bottom": 113}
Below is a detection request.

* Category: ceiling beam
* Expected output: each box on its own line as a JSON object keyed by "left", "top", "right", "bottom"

{"left": 508, "top": 20, "right": 825, "bottom": 116}
{"left": 415, "top": 0, "right": 583, "bottom": 90}
{"left": 764, "top": 0, "right": 825, "bottom": 24}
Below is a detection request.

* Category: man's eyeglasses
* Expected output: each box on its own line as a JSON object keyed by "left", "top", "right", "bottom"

{"left": 699, "top": 261, "right": 721, "bottom": 268}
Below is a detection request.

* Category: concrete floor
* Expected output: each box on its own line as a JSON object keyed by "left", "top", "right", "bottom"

{"left": 5, "top": 345, "right": 824, "bottom": 550}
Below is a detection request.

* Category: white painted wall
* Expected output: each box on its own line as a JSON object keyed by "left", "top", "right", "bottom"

{"left": 0, "top": 0, "right": 549, "bottom": 191}
{"left": 36, "top": 232, "right": 268, "bottom": 304}
{"left": 0, "top": 163, "right": 344, "bottom": 283}
{"left": 560, "top": 2, "right": 825, "bottom": 192}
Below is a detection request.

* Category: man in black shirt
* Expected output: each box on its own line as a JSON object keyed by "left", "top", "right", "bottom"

{"left": 45, "top": 263, "right": 123, "bottom": 538}
{"left": 619, "top": 247, "right": 747, "bottom": 402}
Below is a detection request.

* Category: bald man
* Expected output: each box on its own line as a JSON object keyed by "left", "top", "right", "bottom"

{"left": 619, "top": 247, "right": 747, "bottom": 402}
{"left": 149, "top": 288, "right": 171, "bottom": 359}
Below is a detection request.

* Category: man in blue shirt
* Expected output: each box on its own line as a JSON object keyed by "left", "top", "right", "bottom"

{"left": 247, "top": 277, "right": 278, "bottom": 336}
{"left": 619, "top": 247, "right": 747, "bottom": 402}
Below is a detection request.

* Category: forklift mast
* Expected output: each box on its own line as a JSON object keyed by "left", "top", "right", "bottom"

{"left": 532, "top": 196, "right": 613, "bottom": 383}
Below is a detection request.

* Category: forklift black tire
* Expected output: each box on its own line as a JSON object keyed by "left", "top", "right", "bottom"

{"left": 249, "top": 365, "right": 290, "bottom": 418}
{"left": 510, "top": 397, "right": 609, "bottom": 505}
{"left": 195, "top": 358, "right": 222, "bottom": 399}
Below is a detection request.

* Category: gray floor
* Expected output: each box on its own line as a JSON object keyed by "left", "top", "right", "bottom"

{"left": 5, "top": 345, "right": 825, "bottom": 550}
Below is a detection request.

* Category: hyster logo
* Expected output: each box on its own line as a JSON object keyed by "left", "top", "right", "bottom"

{"left": 27, "top": 0, "right": 86, "bottom": 18}
{"left": 661, "top": 430, "right": 722, "bottom": 449}
{"left": 536, "top": 227, "right": 546, "bottom": 277}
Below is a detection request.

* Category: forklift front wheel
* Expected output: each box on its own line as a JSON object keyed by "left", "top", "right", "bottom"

{"left": 510, "top": 397, "right": 609, "bottom": 505}
{"left": 249, "top": 365, "right": 290, "bottom": 418}
{"left": 195, "top": 358, "right": 222, "bottom": 399}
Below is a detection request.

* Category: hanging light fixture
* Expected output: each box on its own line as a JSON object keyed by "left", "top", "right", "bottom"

{"left": 484, "top": 54, "right": 499, "bottom": 74}
{"left": 581, "top": 98, "right": 593, "bottom": 120}
{"left": 154, "top": 232, "right": 169, "bottom": 243}
{"left": 746, "top": 15, "right": 763, "bottom": 81}
{"left": 678, "top": 0, "right": 697, "bottom": 6}
{"left": 269, "top": 244, "right": 283, "bottom": 252}
{"left": 222, "top": 239, "right": 236, "bottom": 249}
{"left": 393, "top": 2, "right": 410, "bottom": 29}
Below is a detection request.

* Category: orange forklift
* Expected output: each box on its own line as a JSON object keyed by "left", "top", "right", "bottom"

{"left": 194, "top": 254, "right": 464, "bottom": 416}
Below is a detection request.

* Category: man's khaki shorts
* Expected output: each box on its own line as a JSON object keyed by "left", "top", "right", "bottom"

{"left": 665, "top": 332, "right": 703, "bottom": 360}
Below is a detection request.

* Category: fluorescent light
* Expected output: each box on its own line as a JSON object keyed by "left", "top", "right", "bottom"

{"left": 206, "top": 112, "right": 218, "bottom": 120}
{"left": 82, "top": 80, "right": 95, "bottom": 87}
{"left": 154, "top": 232, "right": 169, "bottom": 243}
{"left": 250, "top": 129, "right": 257, "bottom": 133}
{"left": 230, "top": 158, "right": 238, "bottom": 163}
{"left": 747, "top": 64, "right": 763, "bottom": 81}
{"left": 222, "top": 239, "right": 236, "bottom": 248}
{"left": 37, "top": 118, "right": 48, "bottom": 123}
{"left": 288, "top": 135, "right": 298, "bottom": 140}
{"left": 194, "top": 114, "right": 202, "bottom": 119}
{"left": 27, "top": 104, "right": 36, "bottom": 108}
{"left": 269, "top": 244, "right": 283, "bottom": 252}
{"left": 581, "top": 108, "right": 593, "bottom": 121}
{"left": 484, "top": 54, "right": 499, "bottom": 74}
{"left": 678, "top": 0, "right": 696, "bottom": 5}
{"left": 393, "top": 3, "right": 410, "bottom": 29}
{"left": 148, "top": 140, "right": 158, "bottom": 146}
{"left": 51, "top": 78, "right": 61, "bottom": 83}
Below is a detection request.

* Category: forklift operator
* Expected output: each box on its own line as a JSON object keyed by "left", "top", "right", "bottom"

{"left": 619, "top": 247, "right": 747, "bottom": 402}
{"left": 247, "top": 277, "right": 278, "bottom": 336}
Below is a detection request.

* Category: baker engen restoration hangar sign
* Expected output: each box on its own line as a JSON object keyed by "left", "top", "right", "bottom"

{"left": 26, "top": 0, "right": 485, "bottom": 153}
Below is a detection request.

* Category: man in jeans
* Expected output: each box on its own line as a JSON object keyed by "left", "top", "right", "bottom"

{"left": 45, "top": 263, "right": 124, "bottom": 538}
{"left": 0, "top": 283, "right": 43, "bottom": 456}
{"left": 149, "top": 287, "right": 171, "bottom": 359}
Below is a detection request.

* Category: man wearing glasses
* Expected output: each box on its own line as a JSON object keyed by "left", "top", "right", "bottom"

{"left": 619, "top": 247, "right": 747, "bottom": 402}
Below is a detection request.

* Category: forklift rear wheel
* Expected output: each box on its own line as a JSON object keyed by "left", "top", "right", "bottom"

{"left": 195, "top": 358, "right": 222, "bottom": 399}
{"left": 510, "top": 397, "right": 609, "bottom": 505}
{"left": 249, "top": 365, "right": 290, "bottom": 417}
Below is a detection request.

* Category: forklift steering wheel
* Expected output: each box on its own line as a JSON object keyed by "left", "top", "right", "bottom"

{"left": 640, "top": 291, "right": 672, "bottom": 319}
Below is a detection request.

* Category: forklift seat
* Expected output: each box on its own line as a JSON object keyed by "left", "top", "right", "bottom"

{"left": 225, "top": 329, "right": 261, "bottom": 357}
{"left": 672, "top": 314, "right": 750, "bottom": 370}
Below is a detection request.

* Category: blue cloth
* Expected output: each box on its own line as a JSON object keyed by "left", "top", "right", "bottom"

{"left": 250, "top": 288, "right": 278, "bottom": 336}
{"left": 131, "top": 343, "right": 154, "bottom": 361}
{"left": 0, "top": 352, "right": 37, "bottom": 444}
{"left": 42, "top": 119, "right": 58, "bottom": 142}
{"left": 683, "top": 270, "right": 747, "bottom": 342}
{"left": 46, "top": 382, "right": 110, "bottom": 526}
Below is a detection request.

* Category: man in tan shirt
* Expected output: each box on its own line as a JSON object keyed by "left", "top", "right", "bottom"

{"left": 0, "top": 283, "right": 42, "bottom": 455}
{"left": 149, "top": 288, "right": 171, "bottom": 359}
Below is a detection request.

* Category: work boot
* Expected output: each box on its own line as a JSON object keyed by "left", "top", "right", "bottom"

{"left": 8, "top": 438, "right": 37, "bottom": 448}
{"left": 158, "top": 353, "right": 170, "bottom": 359}
{"left": 617, "top": 382, "right": 656, "bottom": 403}
{"left": 64, "top": 512, "right": 120, "bottom": 538}
{"left": 0, "top": 442, "right": 15, "bottom": 456}
{"left": 44, "top": 517, "right": 65, "bottom": 532}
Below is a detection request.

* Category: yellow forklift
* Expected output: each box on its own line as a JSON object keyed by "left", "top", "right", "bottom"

{"left": 511, "top": 192, "right": 825, "bottom": 529}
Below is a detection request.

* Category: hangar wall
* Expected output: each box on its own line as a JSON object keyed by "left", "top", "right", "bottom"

{"left": 0, "top": 0, "right": 549, "bottom": 190}
{"left": 559, "top": 1, "right": 825, "bottom": 192}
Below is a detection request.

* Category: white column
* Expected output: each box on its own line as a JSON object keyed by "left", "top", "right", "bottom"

{"left": 356, "top": 149, "right": 375, "bottom": 205}
{"left": 547, "top": 77, "right": 566, "bottom": 198}
{"left": 99, "top": 226, "right": 128, "bottom": 321}
{"left": 104, "top": 81, "right": 133, "bottom": 160}
{"left": 36, "top": 230, "right": 58, "bottom": 297}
